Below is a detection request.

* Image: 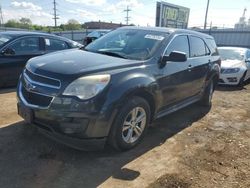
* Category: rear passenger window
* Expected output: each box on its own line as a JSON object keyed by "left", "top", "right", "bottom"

{"left": 166, "top": 35, "right": 189, "bottom": 57}
{"left": 206, "top": 38, "right": 218, "bottom": 56}
{"left": 189, "top": 36, "right": 206, "bottom": 57}
{"left": 45, "top": 38, "right": 68, "bottom": 51}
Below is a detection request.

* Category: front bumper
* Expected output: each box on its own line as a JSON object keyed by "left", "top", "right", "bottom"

{"left": 17, "top": 80, "right": 115, "bottom": 150}
{"left": 218, "top": 71, "right": 244, "bottom": 85}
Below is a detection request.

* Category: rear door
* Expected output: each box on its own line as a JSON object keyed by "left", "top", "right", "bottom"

{"left": 187, "top": 35, "right": 210, "bottom": 95}
{"left": 43, "top": 37, "right": 69, "bottom": 53}
{"left": 0, "top": 36, "right": 44, "bottom": 86}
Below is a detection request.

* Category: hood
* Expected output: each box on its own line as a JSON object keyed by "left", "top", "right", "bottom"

{"left": 221, "top": 59, "right": 245, "bottom": 69}
{"left": 26, "top": 49, "right": 143, "bottom": 79}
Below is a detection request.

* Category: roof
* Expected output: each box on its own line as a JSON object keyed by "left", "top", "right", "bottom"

{"left": 218, "top": 46, "right": 249, "bottom": 51}
{"left": 0, "top": 31, "right": 55, "bottom": 37}
{"left": 218, "top": 46, "right": 249, "bottom": 50}
{"left": 117, "top": 26, "right": 213, "bottom": 39}
{"left": 0, "top": 31, "right": 75, "bottom": 43}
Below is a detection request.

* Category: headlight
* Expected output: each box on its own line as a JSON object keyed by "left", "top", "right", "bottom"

{"left": 222, "top": 68, "right": 240, "bottom": 74}
{"left": 63, "top": 74, "right": 110, "bottom": 100}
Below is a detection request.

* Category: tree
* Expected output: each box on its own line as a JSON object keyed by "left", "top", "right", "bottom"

{"left": 19, "top": 18, "right": 32, "bottom": 25}
{"left": 19, "top": 17, "right": 32, "bottom": 29}
{"left": 64, "top": 19, "right": 81, "bottom": 30}
{"left": 5, "top": 19, "right": 20, "bottom": 28}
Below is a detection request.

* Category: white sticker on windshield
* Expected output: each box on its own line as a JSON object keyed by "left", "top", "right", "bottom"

{"left": 45, "top": 38, "right": 50, "bottom": 46}
{"left": 144, "top": 34, "right": 164, "bottom": 41}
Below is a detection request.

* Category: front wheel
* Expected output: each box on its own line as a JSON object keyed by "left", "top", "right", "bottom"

{"left": 200, "top": 80, "right": 214, "bottom": 106}
{"left": 238, "top": 71, "right": 247, "bottom": 87}
{"left": 108, "top": 97, "right": 150, "bottom": 151}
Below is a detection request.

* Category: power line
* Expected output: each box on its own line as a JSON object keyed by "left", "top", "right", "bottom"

{"left": 0, "top": 5, "right": 4, "bottom": 27}
{"left": 204, "top": 0, "right": 210, "bottom": 29}
{"left": 53, "top": 0, "right": 59, "bottom": 27}
{"left": 124, "top": 6, "right": 131, "bottom": 25}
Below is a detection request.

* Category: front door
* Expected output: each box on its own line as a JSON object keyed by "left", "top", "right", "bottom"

{"left": 0, "top": 37, "right": 43, "bottom": 87}
{"left": 158, "top": 35, "right": 195, "bottom": 109}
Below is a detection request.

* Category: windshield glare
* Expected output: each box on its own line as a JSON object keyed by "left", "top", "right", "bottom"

{"left": 0, "top": 34, "right": 13, "bottom": 47}
{"left": 218, "top": 48, "right": 245, "bottom": 61}
{"left": 85, "top": 29, "right": 168, "bottom": 60}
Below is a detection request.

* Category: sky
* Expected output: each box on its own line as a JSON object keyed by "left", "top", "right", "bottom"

{"left": 1, "top": 0, "right": 250, "bottom": 28}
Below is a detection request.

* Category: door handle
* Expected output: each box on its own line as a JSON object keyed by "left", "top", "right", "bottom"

{"left": 188, "top": 64, "right": 192, "bottom": 72}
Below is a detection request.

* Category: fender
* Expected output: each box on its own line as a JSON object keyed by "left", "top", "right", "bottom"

{"left": 205, "top": 59, "right": 221, "bottom": 86}
{"left": 99, "top": 71, "right": 160, "bottom": 134}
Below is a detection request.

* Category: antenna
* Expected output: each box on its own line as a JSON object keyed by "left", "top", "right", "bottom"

{"left": 53, "top": 0, "right": 59, "bottom": 27}
{"left": 243, "top": 8, "right": 247, "bottom": 17}
{"left": 124, "top": 6, "right": 131, "bottom": 25}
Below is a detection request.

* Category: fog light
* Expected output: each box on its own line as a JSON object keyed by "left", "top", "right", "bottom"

{"left": 60, "top": 118, "right": 89, "bottom": 134}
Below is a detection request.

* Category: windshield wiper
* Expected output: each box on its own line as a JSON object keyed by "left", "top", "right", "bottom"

{"left": 96, "top": 51, "right": 128, "bottom": 59}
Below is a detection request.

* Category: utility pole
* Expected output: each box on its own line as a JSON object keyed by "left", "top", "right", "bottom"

{"left": 204, "top": 0, "right": 210, "bottom": 29}
{"left": 0, "top": 5, "right": 4, "bottom": 27}
{"left": 53, "top": 0, "right": 59, "bottom": 28}
{"left": 124, "top": 6, "right": 131, "bottom": 25}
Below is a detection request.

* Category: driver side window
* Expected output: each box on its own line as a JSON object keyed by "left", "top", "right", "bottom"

{"left": 165, "top": 35, "right": 190, "bottom": 57}
{"left": 8, "top": 37, "right": 40, "bottom": 55}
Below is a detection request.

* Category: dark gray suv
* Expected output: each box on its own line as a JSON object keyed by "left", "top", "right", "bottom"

{"left": 17, "top": 27, "right": 221, "bottom": 151}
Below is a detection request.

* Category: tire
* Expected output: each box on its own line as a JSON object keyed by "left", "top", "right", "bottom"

{"left": 108, "top": 96, "right": 150, "bottom": 151}
{"left": 200, "top": 80, "right": 214, "bottom": 106}
{"left": 238, "top": 71, "right": 247, "bottom": 87}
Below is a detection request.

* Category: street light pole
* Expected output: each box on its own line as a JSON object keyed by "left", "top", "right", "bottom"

{"left": 204, "top": 0, "right": 210, "bottom": 29}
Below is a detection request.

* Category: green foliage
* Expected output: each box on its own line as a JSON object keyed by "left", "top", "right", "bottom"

{"left": 4, "top": 18, "right": 83, "bottom": 31}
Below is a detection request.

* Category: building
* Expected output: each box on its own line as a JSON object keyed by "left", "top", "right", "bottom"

{"left": 234, "top": 8, "right": 250, "bottom": 29}
{"left": 84, "top": 21, "right": 127, "bottom": 29}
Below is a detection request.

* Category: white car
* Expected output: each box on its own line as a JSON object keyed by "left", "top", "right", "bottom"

{"left": 218, "top": 47, "right": 250, "bottom": 86}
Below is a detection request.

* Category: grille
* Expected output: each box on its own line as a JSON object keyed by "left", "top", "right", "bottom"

{"left": 21, "top": 86, "right": 53, "bottom": 107}
{"left": 25, "top": 69, "right": 61, "bottom": 88}
{"left": 218, "top": 79, "right": 225, "bottom": 83}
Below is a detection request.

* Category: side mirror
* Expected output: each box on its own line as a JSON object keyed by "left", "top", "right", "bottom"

{"left": 2, "top": 48, "right": 15, "bottom": 56}
{"left": 159, "top": 51, "right": 187, "bottom": 68}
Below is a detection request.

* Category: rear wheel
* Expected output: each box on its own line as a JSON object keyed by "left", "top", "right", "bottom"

{"left": 108, "top": 96, "right": 150, "bottom": 151}
{"left": 200, "top": 80, "right": 214, "bottom": 106}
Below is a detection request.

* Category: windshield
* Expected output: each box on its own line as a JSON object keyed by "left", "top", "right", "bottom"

{"left": 218, "top": 48, "right": 245, "bottom": 61}
{"left": 85, "top": 29, "right": 168, "bottom": 60}
{"left": 87, "top": 30, "right": 109, "bottom": 38}
{"left": 0, "top": 34, "right": 13, "bottom": 47}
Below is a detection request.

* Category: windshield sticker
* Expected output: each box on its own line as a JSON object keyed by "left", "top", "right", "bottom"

{"left": 0, "top": 37, "right": 9, "bottom": 42}
{"left": 45, "top": 38, "right": 50, "bottom": 46}
{"left": 144, "top": 34, "right": 164, "bottom": 41}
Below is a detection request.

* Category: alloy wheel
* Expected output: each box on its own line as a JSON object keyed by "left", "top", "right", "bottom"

{"left": 122, "top": 107, "right": 147, "bottom": 144}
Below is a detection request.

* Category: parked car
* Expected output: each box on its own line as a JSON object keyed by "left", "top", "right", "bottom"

{"left": 83, "top": 30, "right": 110, "bottom": 46}
{"left": 218, "top": 46, "right": 250, "bottom": 86}
{"left": 17, "top": 27, "right": 220, "bottom": 151}
{"left": 0, "top": 31, "right": 82, "bottom": 87}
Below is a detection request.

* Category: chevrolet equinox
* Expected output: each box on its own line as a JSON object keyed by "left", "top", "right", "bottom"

{"left": 17, "top": 27, "right": 221, "bottom": 151}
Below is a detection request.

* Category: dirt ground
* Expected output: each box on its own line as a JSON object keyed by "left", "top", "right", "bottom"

{"left": 0, "top": 83, "right": 249, "bottom": 188}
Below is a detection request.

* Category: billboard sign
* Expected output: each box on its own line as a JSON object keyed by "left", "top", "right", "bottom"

{"left": 155, "top": 1, "right": 190, "bottom": 29}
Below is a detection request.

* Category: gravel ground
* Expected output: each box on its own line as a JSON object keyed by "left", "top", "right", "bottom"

{"left": 0, "top": 83, "right": 249, "bottom": 188}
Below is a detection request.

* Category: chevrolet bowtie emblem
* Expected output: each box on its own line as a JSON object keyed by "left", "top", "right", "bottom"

{"left": 25, "top": 80, "right": 36, "bottom": 92}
